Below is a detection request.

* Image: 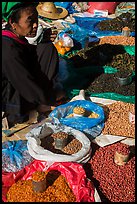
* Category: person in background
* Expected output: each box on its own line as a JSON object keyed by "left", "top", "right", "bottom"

{"left": 2, "top": 2, "right": 65, "bottom": 128}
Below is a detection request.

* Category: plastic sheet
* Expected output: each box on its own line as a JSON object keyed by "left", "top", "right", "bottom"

{"left": 74, "top": 16, "right": 109, "bottom": 31}
{"left": 70, "top": 90, "right": 135, "bottom": 105}
{"left": 54, "top": 2, "right": 75, "bottom": 14}
{"left": 2, "top": 140, "right": 34, "bottom": 172}
{"left": 124, "top": 45, "right": 135, "bottom": 56}
{"left": 2, "top": 161, "right": 95, "bottom": 202}
{"left": 61, "top": 17, "right": 135, "bottom": 44}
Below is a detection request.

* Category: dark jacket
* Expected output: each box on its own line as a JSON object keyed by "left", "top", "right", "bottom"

{"left": 2, "top": 29, "right": 58, "bottom": 125}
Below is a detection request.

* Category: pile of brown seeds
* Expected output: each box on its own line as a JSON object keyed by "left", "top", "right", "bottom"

{"left": 40, "top": 132, "right": 82, "bottom": 155}
{"left": 105, "top": 52, "right": 135, "bottom": 72}
{"left": 102, "top": 101, "right": 135, "bottom": 138}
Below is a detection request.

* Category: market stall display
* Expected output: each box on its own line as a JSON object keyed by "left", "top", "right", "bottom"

{"left": 102, "top": 101, "right": 135, "bottom": 138}
{"left": 2, "top": 161, "right": 97, "bottom": 202}
{"left": 2, "top": 2, "right": 135, "bottom": 202}
{"left": 63, "top": 44, "right": 135, "bottom": 103}
{"left": 7, "top": 171, "right": 76, "bottom": 202}
{"left": 89, "top": 142, "right": 135, "bottom": 202}
{"left": 26, "top": 122, "right": 91, "bottom": 163}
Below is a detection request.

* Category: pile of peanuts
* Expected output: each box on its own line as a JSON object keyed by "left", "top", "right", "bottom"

{"left": 90, "top": 142, "right": 135, "bottom": 202}
{"left": 7, "top": 172, "right": 76, "bottom": 202}
{"left": 102, "top": 101, "right": 135, "bottom": 138}
{"left": 99, "top": 36, "right": 135, "bottom": 46}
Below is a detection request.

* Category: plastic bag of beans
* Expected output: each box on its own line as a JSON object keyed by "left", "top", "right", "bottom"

{"left": 26, "top": 122, "right": 91, "bottom": 163}
{"left": 2, "top": 161, "right": 98, "bottom": 202}
{"left": 2, "top": 140, "right": 34, "bottom": 172}
{"left": 49, "top": 100, "right": 104, "bottom": 137}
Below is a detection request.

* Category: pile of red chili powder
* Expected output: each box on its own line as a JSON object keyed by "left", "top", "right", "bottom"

{"left": 89, "top": 142, "right": 135, "bottom": 202}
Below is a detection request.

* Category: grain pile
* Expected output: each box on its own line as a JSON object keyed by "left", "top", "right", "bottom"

{"left": 7, "top": 170, "right": 76, "bottom": 202}
{"left": 102, "top": 101, "right": 135, "bottom": 138}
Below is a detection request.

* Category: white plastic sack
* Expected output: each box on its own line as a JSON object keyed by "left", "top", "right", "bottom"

{"left": 26, "top": 122, "right": 91, "bottom": 163}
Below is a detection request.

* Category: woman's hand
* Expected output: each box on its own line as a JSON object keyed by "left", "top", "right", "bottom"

{"left": 43, "top": 27, "right": 58, "bottom": 42}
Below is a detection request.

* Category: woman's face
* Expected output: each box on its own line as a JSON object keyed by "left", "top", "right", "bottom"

{"left": 10, "top": 6, "right": 38, "bottom": 37}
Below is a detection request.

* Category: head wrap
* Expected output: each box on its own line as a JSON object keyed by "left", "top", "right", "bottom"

{"left": 2, "top": 2, "right": 38, "bottom": 22}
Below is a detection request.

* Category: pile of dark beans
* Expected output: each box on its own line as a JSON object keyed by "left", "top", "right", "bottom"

{"left": 106, "top": 52, "right": 135, "bottom": 72}
{"left": 86, "top": 73, "right": 135, "bottom": 96}
{"left": 70, "top": 44, "right": 135, "bottom": 71}
{"left": 97, "top": 12, "right": 135, "bottom": 32}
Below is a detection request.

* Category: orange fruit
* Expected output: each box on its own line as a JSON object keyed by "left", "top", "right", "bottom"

{"left": 65, "top": 47, "right": 71, "bottom": 52}
{"left": 59, "top": 47, "right": 66, "bottom": 55}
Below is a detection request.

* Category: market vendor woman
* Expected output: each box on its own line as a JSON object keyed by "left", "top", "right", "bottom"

{"left": 2, "top": 2, "right": 65, "bottom": 128}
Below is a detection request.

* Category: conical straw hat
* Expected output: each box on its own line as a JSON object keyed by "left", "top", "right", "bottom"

{"left": 37, "top": 2, "right": 68, "bottom": 20}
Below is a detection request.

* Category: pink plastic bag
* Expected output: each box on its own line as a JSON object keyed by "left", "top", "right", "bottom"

{"left": 2, "top": 160, "right": 95, "bottom": 202}
{"left": 88, "top": 2, "right": 120, "bottom": 14}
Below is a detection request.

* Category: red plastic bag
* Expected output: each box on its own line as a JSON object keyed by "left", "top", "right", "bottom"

{"left": 2, "top": 160, "right": 95, "bottom": 202}
{"left": 88, "top": 2, "right": 120, "bottom": 14}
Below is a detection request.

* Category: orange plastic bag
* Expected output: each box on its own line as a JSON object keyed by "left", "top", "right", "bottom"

{"left": 2, "top": 160, "right": 95, "bottom": 202}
